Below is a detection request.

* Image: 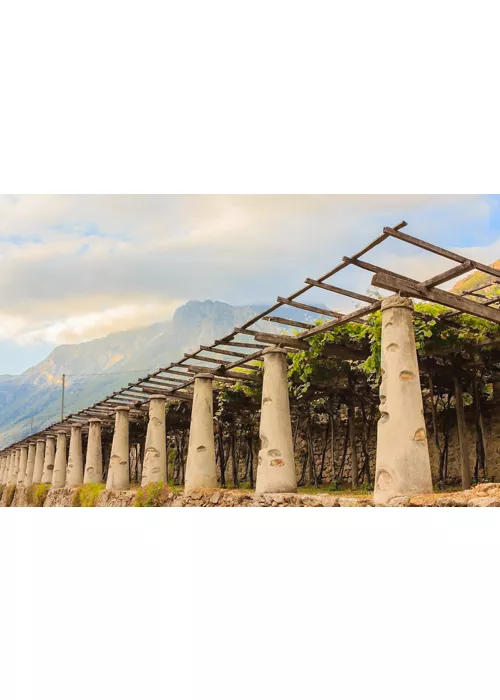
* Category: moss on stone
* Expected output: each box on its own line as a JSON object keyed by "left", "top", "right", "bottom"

{"left": 134, "top": 482, "right": 170, "bottom": 507}
{"left": 4, "top": 484, "right": 16, "bottom": 507}
{"left": 73, "top": 483, "right": 105, "bottom": 507}
{"left": 26, "top": 483, "right": 51, "bottom": 507}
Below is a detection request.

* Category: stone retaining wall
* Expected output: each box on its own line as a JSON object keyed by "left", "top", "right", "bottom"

{"left": 2, "top": 483, "right": 500, "bottom": 507}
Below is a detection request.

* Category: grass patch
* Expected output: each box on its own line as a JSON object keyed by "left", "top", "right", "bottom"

{"left": 73, "top": 483, "right": 105, "bottom": 507}
{"left": 26, "top": 484, "right": 51, "bottom": 507}
{"left": 135, "top": 482, "right": 170, "bottom": 507}
{"left": 4, "top": 484, "right": 16, "bottom": 507}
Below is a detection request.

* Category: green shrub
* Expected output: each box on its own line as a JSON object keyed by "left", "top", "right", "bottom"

{"left": 0, "top": 484, "right": 4, "bottom": 501}
{"left": 73, "top": 483, "right": 105, "bottom": 507}
{"left": 4, "top": 485, "right": 16, "bottom": 507}
{"left": 26, "top": 484, "right": 51, "bottom": 507}
{"left": 134, "top": 482, "right": 170, "bottom": 507}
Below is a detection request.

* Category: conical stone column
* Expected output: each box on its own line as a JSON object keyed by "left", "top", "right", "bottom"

{"left": 9, "top": 449, "right": 20, "bottom": 486}
{"left": 41, "top": 435, "right": 56, "bottom": 484}
{"left": 84, "top": 418, "right": 103, "bottom": 484}
{"left": 33, "top": 439, "right": 46, "bottom": 484}
{"left": 24, "top": 442, "right": 37, "bottom": 487}
{"left": 142, "top": 395, "right": 167, "bottom": 485}
{"left": 4, "top": 452, "right": 12, "bottom": 485}
{"left": 17, "top": 445, "right": 29, "bottom": 486}
{"left": 185, "top": 374, "right": 217, "bottom": 491}
{"left": 106, "top": 407, "right": 130, "bottom": 490}
{"left": 52, "top": 431, "right": 68, "bottom": 489}
{"left": 67, "top": 425, "right": 84, "bottom": 487}
{"left": 374, "top": 296, "right": 433, "bottom": 505}
{"left": 255, "top": 347, "right": 297, "bottom": 495}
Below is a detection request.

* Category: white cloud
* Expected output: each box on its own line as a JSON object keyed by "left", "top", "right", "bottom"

{"left": 0, "top": 194, "right": 495, "bottom": 349}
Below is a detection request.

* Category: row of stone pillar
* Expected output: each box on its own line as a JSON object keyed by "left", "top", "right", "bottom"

{"left": 0, "top": 297, "right": 435, "bottom": 503}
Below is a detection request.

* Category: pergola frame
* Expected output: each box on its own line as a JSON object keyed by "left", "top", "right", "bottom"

{"left": 4, "top": 220, "right": 500, "bottom": 453}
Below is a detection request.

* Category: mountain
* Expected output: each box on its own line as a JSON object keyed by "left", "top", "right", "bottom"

{"left": 0, "top": 299, "right": 330, "bottom": 448}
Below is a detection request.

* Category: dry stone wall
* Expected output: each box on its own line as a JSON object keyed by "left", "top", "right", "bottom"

{"left": 3, "top": 483, "right": 500, "bottom": 507}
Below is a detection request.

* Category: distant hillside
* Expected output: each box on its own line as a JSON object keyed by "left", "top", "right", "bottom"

{"left": 451, "top": 260, "right": 500, "bottom": 296}
{"left": 0, "top": 299, "right": 329, "bottom": 448}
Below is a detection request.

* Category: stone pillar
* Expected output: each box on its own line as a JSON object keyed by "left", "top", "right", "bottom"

{"left": 0, "top": 455, "right": 6, "bottom": 484}
{"left": 52, "top": 431, "right": 68, "bottom": 488}
{"left": 24, "top": 442, "right": 37, "bottom": 487}
{"left": 33, "top": 439, "right": 46, "bottom": 484}
{"left": 3, "top": 452, "right": 12, "bottom": 485}
{"left": 67, "top": 425, "right": 84, "bottom": 487}
{"left": 185, "top": 374, "right": 217, "bottom": 491}
{"left": 374, "top": 296, "right": 433, "bottom": 505}
{"left": 142, "top": 395, "right": 167, "bottom": 485}
{"left": 106, "top": 407, "right": 130, "bottom": 490}
{"left": 17, "top": 445, "right": 29, "bottom": 486}
{"left": 84, "top": 418, "right": 103, "bottom": 484}
{"left": 255, "top": 348, "right": 297, "bottom": 495}
{"left": 9, "top": 448, "right": 20, "bottom": 486}
{"left": 41, "top": 434, "right": 56, "bottom": 484}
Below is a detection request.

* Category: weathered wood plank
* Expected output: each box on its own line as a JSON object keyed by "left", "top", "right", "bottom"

{"left": 371, "top": 270, "right": 500, "bottom": 324}
{"left": 264, "top": 315, "right": 314, "bottom": 329}
{"left": 277, "top": 296, "right": 343, "bottom": 319}
{"left": 305, "top": 278, "right": 374, "bottom": 303}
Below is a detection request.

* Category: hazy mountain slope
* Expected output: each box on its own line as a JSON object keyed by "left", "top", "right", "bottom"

{"left": 0, "top": 298, "right": 330, "bottom": 448}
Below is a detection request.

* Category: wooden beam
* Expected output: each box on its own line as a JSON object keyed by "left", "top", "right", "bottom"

{"left": 386, "top": 227, "right": 500, "bottom": 281}
{"left": 200, "top": 345, "right": 250, "bottom": 359}
{"left": 305, "top": 278, "right": 374, "bottom": 303}
{"left": 263, "top": 315, "right": 314, "bottom": 329}
{"left": 371, "top": 271, "right": 500, "bottom": 324}
{"left": 419, "top": 261, "right": 473, "bottom": 289}
{"left": 298, "top": 301, "right": 382, "bottom": 339}
{"left": 215, "top": 340, "right": 268, "bottom": 350}
{"left": 254, "top": 332, "right": 368, "bottom": 360}
{"left": 277, "top": 296, "right": 342, "bottom": 319}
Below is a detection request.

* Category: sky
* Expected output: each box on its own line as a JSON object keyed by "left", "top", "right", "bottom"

{"left": 1, "top": 193, "right": 500, "bottom": 375}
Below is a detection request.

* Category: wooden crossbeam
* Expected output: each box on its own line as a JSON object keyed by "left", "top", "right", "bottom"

{"left": 371, "top": 271, "right": 500, "bottom": 324}
{"left": 304, "top": 278, "right": 374, "bottom": 303}
{"left": 385, "top": 227, "right": 500, "bottom": 281}
{"left": 263, "top": 315, "right": 313, "bottom": 329}
{"left": 419, "top": 261, "right": 473, "bottom": 289}
{"left": 254, "top": 332, "right": 368, "bottom": 360}
{"left": 215, "top": 340, "right": 268, "bottom": 350}
{"left": 298, "top": 301, "right": 382, "bottom": 339}
{"left": 277, "top": 296, "right": 342, "bottom": 319}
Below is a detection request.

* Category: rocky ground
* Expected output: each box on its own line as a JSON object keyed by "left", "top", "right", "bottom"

{"left": 2, "top": 482, "right": 500, "bottom": 507}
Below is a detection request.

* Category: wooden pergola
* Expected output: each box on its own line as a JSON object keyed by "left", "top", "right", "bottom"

{"left": 4, "top": 220, "right": 500, "bottom": 470}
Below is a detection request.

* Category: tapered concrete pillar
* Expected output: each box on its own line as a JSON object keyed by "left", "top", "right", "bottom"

{"left": 185, "top": 374, "right": 217, "bottom": 491}
{"left": 255, "top": 348, "right": 297, "bottom": 495}
{"left": 106, "top": 407, "right": 130, "bottom": 490}
{"left": 142, "top": 395, "right": 167, "bottom": 485}
{"left": 17, "top": 445, "right": 29, "bottom": 486}
{"left": 84, "top": 418, "right": 103, "bottom": 484}
{"left": 9, "top": 448, "right": 20, "bottom": 486}
{"left": 33, "top": 439, "right": 46, "bottom": 484}
{"left": 3, "top": 452, "right": 12, "bottom": 485}
{"left": 66, "top": 425, "right": 84, "bottom": 487}
{"left": 41, "top": 435, "right": 56, "bottom": 484}
{"left": 52, "top": 431, "right": 68, "bottom": 489}
{"left": 24, "top": 442, "right": 37, "bottom": 487}
{"left": 374, "top": 296, "right": 433, "bottom": 505}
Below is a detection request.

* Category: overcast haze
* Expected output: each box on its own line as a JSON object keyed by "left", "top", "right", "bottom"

{"left": 1, "top": 194, "right": 500, "bottom": 374}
